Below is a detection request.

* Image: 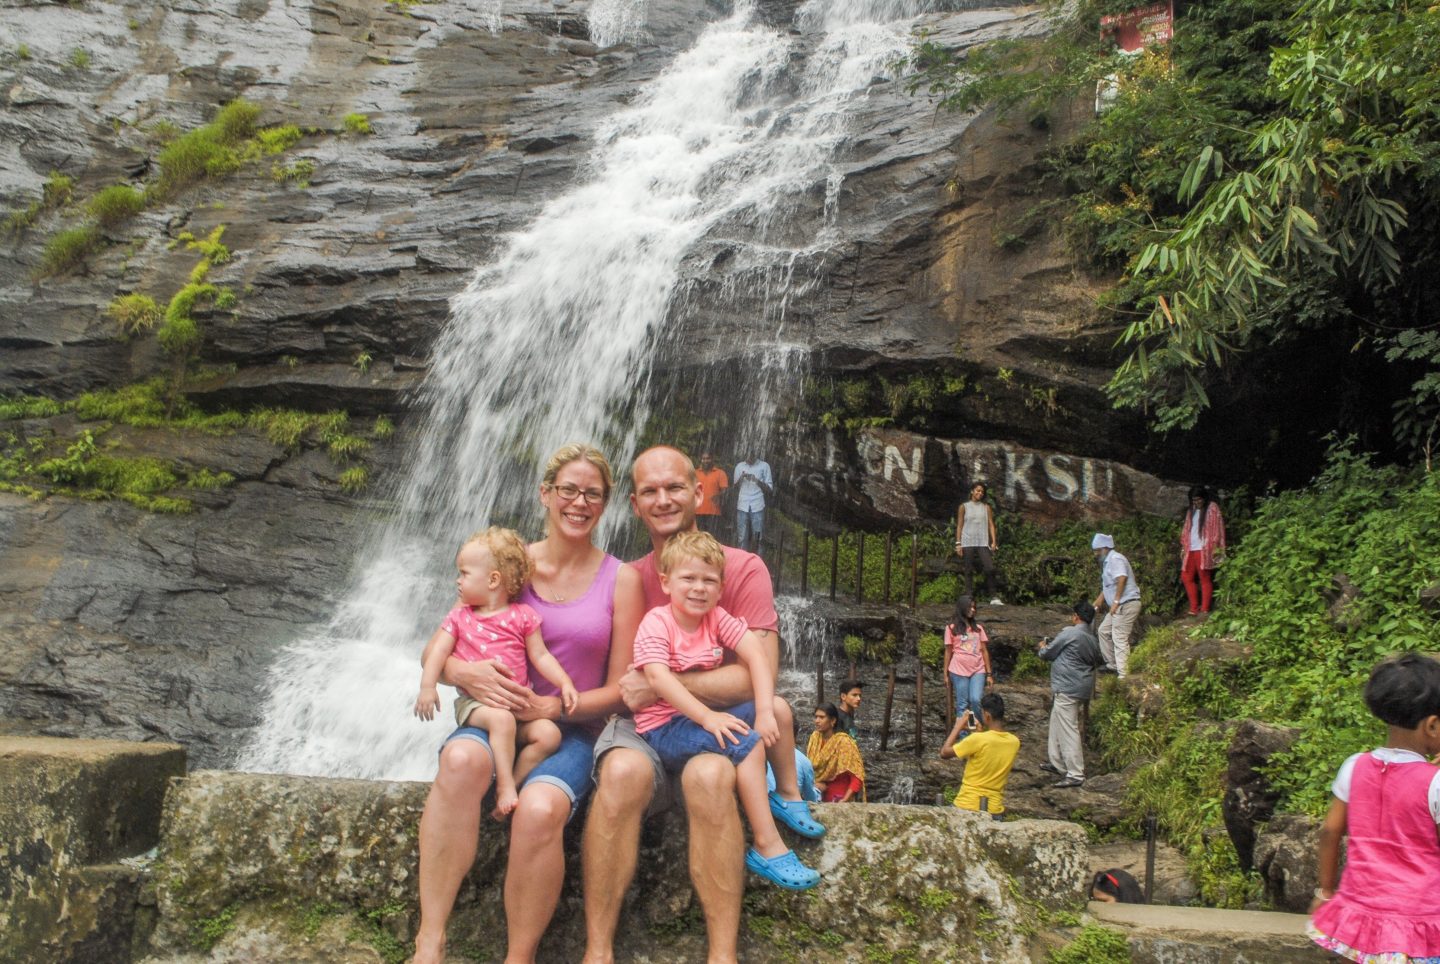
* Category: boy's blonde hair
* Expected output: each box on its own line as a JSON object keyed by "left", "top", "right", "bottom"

{"left": 463, "top": 526, "right": 533, "bottom": 598}
{"left": 658, "top": 530, "right": 726, "bottom": 576}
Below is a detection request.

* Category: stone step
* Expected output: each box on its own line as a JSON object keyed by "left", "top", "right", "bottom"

{"left": 1088, "top": 901, "right": 1331, "bottom": 963}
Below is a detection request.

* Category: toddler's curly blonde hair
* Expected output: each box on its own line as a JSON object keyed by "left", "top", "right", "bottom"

{"left": 463, "top": 527, "right": 533, "bottom": 599}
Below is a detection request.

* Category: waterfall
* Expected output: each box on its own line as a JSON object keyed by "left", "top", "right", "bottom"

{"left": 239, "top": 0, "right": 939, "bottom": 781}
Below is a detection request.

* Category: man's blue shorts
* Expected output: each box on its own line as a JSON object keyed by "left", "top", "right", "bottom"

{"left": 640, "top": 701, "right": 761, "bottom": 773}
{"left": 441, "top": 722, "right": 597, "bottom": 820}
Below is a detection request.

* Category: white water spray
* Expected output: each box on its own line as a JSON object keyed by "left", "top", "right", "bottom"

{"left": 240, "top": 0, "right": 941, "bottom": 780}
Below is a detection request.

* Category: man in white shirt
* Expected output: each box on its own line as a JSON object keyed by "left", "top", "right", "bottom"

{"left": 731, "top": 453, "right": 773, "bottom": 554}
{"left": 1091, "top": 533, "right": 1142, "bottom": 679}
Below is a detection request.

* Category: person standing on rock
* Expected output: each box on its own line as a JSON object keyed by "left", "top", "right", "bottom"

{"left": 1037, "top": 601, "right": 1101, "bottom": 789}
{"left": 412, "top": 444, "right": 645, "bottom": 964}
{"left": 582, "top": 446, "right": 783, "bottom": 964}
{"left": 1179, "top": 486, "right": 1226, "bottom": 616}
{"left": 940, "top": 692, "right": 1019, "bottom": 819}
{"left": 732, "top": 450, "right": 773, "bottom": 554}
{"left": 955, "top": 482, "right": 1002, "bottom": 605}
{"left": 694, "top": 451, "right": 729, "bottom": 540}
{"left": 1091, "top": 533, "right": 1141, "bottom": 679}
{"left": 944, "top": 595, "right": 993, "bottom": 734}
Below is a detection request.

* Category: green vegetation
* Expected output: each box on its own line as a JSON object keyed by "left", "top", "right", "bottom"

{"left": 4, "top": 171, "right": 72, "bottom": 234}
{"left": 0, "top": 381, "right": 390, "bottom": 511}
{"left": 38, "top": 225, "right": 100, "bottom": 277}
{"left": 917, "top": 631, "right": 944, "bottom": 667}
{"left": 191, "top": 905, "right": 238, "bottom": 952}
{"left": 87, "top": 184, "right": 145, "bottom": 227}
{"left": 154, "top": 99, "right": 259, "bottom": 197}
{"left": 907, "top": 0, "right": 1440, "bottom": 459}
{"left": 107, "top": 293, "right": 162, "bottom": 334}
{"left": 1050, "top": 923, "right": 1130, "bottom": 963}
{"left": 271, "top": 159, "right": 314, "bottom": 188}
{"left": 68, "top": 47, "right": 89, "bottom": 69}
{"left": 342, "top": 112, "right": 372, "bottom": 135}
{"left": 16, "top": 43, "right": 31, "bottom": 60}
{"left": 1091, "top": 444, "right": 1440, "bottom": 905}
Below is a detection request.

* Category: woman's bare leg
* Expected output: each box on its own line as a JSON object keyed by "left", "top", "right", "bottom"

{"left": 412, "top": 739, "right": 493, "bottom": 964}
{"left": 502, "top": 782, "right": 571, "bottom": 963}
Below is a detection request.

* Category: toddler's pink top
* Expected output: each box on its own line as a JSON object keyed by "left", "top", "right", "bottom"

{"left": 945, "top": 623, "right": 989, "bottom": 677}
{"left": 1311, "top": 749, "right": 1440, "bottom": 957}
{"left": 631, "top": 604, "right": 748, "bottom": 734}
{"left": 440, "top": 602, "right": 541, "bottom": 689}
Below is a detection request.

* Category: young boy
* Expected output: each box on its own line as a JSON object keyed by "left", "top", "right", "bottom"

{"left": 633, "top": 530, "right": 824, "bottom": 890}
{"left": 836, "top": 679, "right": 863, "bottom": 738}
{"left": 939, "top": 692, "right": 1020, "bottom": 819}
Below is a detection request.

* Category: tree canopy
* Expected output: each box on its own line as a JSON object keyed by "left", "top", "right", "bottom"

{"left": 909, "top": 0, "right": 1440, "bottom": 465}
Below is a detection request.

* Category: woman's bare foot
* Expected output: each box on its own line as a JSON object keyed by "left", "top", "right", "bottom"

{"left": 410, "top": 930, "right": 445, "bottom": 964}
{"left": 492, "top": 785, "right": 518, "bottom": 821}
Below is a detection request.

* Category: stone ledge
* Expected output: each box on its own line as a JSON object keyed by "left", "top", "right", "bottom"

{"left": 0, "top": 736, "right": 185, "bottom": 963}
{"left": 146, "top": 771, "right": 1089, "bottom": 962}
{"left": 1088, "top": 901, "right": 1331, "bottom": 963}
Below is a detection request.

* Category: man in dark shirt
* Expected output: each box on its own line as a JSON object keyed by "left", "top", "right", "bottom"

{"left": 1037, "top": 601, "right": 1102, "bottom": 788}
{"left": 836, "top": 680, "right": 862, "bottom": 738}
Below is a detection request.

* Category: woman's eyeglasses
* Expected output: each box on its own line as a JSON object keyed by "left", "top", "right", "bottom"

{"left": 549, "top": 482, "right": 606, "bottom": 505}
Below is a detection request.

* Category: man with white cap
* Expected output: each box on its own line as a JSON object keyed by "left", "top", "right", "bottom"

{"left": 1091, "top": 533, "right": 1142, "bottom": 679}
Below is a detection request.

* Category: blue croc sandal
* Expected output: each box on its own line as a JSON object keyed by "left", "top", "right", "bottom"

{"left": 746, "top": 848, "right": 820, "bottom": 891}
{"left": 769, "top": 790, "right": 825, "bottom": 839}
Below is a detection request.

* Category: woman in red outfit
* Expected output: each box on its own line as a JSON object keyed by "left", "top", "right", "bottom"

{"left": 1179, "top": 486, "right": 1226, "bottom": 615}
{"left": 807, "top": 704, "right": 865, "bottom": 803}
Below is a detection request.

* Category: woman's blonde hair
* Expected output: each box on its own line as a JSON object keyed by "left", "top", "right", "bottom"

{"left": 658, "top": 530, "right": 727, "bottom": 576}
{"left": 463, "top": 526, "right": 533, "bottom": 599}
{"left": 541, "top": 443, "right": 614, "bottom": 502}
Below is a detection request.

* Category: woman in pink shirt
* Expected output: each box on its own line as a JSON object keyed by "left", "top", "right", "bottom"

{"left": 944, "top": 595, "right": 992, "bottom": 730}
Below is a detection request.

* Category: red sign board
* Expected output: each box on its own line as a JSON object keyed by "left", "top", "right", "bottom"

{"left": 1100, "top": 1, "right": 1174, "bottom": 52}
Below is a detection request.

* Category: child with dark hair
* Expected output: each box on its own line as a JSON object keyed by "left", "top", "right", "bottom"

{"left": 1309, "top": 653, "right": 1440, "bottom": 963}
{"left": 1090, "top": 868, "right": 1143, "bottom": 903}
{"left": 944, "top": 595, "right": 992, "bottom": 733}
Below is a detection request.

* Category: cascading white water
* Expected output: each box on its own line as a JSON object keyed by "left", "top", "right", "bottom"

{"left": 239, "top": 0, "right": 942, "bottom": 781}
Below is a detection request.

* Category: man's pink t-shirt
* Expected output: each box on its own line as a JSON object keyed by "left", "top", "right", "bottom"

{"left": 440, "top": 602, "right": 541, "bottom": 688}
{"left": 629, "top": 545, "right": 778, "bottom": 632}
{"left": 631, "top": 604, "right": 748, "bottom": 733}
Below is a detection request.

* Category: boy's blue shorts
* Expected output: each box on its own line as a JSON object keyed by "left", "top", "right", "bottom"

{"left": 441, "top": 722, "right": 597, "bottom": 820}
{"left": 640, "top": 701, "right": 761, "bottom": 773}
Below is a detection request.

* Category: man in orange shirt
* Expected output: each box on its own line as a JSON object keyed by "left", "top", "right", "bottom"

{"left": 694, "top": 451, "right": 729, "bottom": 539}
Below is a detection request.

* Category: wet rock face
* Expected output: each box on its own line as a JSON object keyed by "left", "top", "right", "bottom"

{"left": 147, "top": 769, "right": 1089, "bottom": 962}
{"left": 1221, "top": 719, "right": 1299, "bottom": 871}
{"left": 1253, "top": 813, "right": 1324, "bottom": 915}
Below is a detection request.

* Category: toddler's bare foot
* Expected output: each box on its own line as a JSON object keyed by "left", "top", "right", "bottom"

{"left": 492, "top": 786, "right": 518, "bottom": 821}
{"left": 409, "top": 931, "right": 445, "bottom": 964}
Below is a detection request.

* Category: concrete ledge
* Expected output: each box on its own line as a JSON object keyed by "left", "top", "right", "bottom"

{"left": 146, "top": 771, "right": 1089, "bottom": 962}
{"left": 1089, "top": 901, "right": 1331, "bottom": 963}
{"left": 1, "top": 736, "right": 185, "bottom": 963}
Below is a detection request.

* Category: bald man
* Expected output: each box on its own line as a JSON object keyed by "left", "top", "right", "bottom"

{"left": 581, "top": 446, "right": 782, "bottom": 964}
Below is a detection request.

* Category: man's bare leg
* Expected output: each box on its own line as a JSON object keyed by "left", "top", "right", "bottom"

{"left": 682, "top": 754, "right": 744, "bottom": 964}
{"left": 581, "top": 748, "right": 655, "bottom": 964}
{"left": 412, "top": 740, "right": 493, "bottom": 964}
{"left": 503, "top": 782, "right": 571, "bottom": 964}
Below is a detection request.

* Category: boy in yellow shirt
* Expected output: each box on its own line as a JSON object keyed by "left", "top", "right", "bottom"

{"left": 939, "top": 692, "right": 1019, "bottom": 818}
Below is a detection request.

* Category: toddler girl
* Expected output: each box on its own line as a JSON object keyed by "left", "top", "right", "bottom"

{"left": 415, "top": 527, "right": 578, "bottom": 819}
{"left": 1309, "top": 653, "right": 1440, "bottom": 963}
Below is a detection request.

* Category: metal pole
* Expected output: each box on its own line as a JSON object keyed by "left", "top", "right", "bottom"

{"left": 909, "top": 530, "right": 919, "bottom": 608}
{"left": 1144, "top": 812, "right": 1158, "bottom": 904}
{"left": 775, "top": 529, "right": 785, "bottom": 595}
{"left": 914, "top": 653, "right": 924, "bottom": 757}
{"left": 815, "top": 648, "right": 824, "bottom": 707}
{"left": 879, "top": 665, "right": 896, "bottom": 751}
{"left": 828, "top": 535, "right": 839, "bottom": 601}
{"left": 800, "top": 530, "right": 810, "bottom": 597}
{"left": 855, "top": 533, "right": 865, "bottom": 604}
{"left": 882, "top": 531, "right": 893, "bottom": 604}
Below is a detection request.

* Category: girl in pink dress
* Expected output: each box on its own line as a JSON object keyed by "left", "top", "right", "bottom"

{"left": 1309, "top": 653, "right": 1440, "bottom": 964}
{"left": 414, "top": 527, "right": 578, "bottom": 820}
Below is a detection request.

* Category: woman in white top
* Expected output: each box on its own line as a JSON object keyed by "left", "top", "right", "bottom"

{"left": 954, "top": 483, "right": 1001, "bottom": 604}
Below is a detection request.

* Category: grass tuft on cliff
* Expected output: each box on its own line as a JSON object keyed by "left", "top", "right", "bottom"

{"left": 1091, "top": 442, "right": 1440, "bottom": 906}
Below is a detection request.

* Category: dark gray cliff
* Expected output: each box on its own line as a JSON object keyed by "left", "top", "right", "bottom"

{"left": 0, "top": 0, "right": 1184, "bottom": 763}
